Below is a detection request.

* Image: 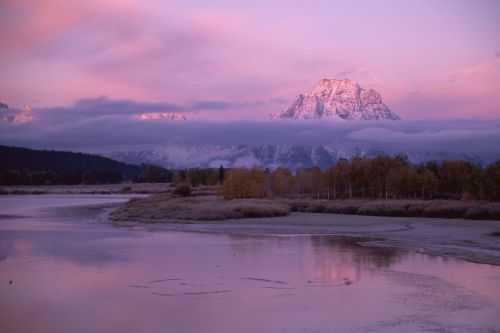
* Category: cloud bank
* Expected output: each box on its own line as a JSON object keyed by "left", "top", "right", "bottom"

{"left": 0, "top": 98, "right": 498, "bottom": 163}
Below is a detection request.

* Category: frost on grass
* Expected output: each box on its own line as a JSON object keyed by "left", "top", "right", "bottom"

{"left": 111, "top": 194, "right": 290, "bottom": 223}
{"left": 280, "top": 199, "right": 500, "bottom": 220}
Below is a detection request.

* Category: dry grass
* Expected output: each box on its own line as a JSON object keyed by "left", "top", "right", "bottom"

{"left": 0, "top": 183, "right": 217, "bottom": 195}
{"left": 111, "top": 194, "right": 290, "bottom": 223}
{"left": 279, "top": 199, "right": 500, "bottom": 220}
{"left": 113, "top": 195, "right": 500, "bottom": 223}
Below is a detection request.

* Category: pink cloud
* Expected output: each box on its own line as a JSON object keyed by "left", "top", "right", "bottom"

{"left": 0, "top": 0, "right": 141, "bottom": 58}
{"left": 384, "top": 59, "right": 500, "bottom": 118}
{"left": 0, "top": 1, "right": 499, "bottom": 119}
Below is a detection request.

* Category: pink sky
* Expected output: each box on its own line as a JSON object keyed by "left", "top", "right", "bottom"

{"left": 1, "top": 0, "right": 499, "bottom": 119}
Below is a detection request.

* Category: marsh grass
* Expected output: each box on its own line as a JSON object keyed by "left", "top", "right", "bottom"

{"left": 0, "top": 183, "right": 218, "bottom": 195}
{"left": 111, "top": 194, "right": 290, "bottom": 222}
{"left": 112, "top": 194, "right": 500, "bottom": 223}
{"left": 279, "top": 199, "right": 500, "bottom": 220}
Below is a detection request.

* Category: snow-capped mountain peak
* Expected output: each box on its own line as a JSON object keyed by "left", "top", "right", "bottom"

{"left": 136, "top": 112, "right": 187, "bottom": 121}
{"left": 270, "top": 78, "right": 399, "bottom": 120}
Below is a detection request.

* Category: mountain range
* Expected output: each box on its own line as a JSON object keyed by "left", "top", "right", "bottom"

{"left": 4, "top": 79, "right": 491, "bottom": 169}
{"left": 106, "top": 78, "right": 412, "bottom": 169}
{"left": 107, "top": 144, "right": 484, "bottom": 170}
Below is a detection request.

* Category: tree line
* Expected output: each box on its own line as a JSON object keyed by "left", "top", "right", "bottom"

{"left": 0, "top": 165, "right": 175, "bottom": 185}
{"left": 219, "top": 156, "right": 500, "bottom": 201}
{"left": 2, "top": 144, "right": 498, "bottom": 201}
{"left": 172, "top": 166, "right": 226, "bottom": 186}
{"left": 0, "top": 145, "right": 172, "bottom": 185}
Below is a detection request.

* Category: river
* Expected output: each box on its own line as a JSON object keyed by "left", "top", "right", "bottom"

{"left": 1, "top": 195, "right": 499, "bottom": 332}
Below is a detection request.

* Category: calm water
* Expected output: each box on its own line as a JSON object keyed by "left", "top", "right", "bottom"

{"left": 0, "top": 195, "right": 499, "bottom": 333}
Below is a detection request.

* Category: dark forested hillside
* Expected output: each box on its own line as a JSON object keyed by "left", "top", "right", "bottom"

{"left": 0, "top": 145, "right": 170, "bottom": 185}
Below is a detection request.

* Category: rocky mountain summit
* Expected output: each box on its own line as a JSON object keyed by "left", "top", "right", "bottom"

{"left": 270, "top": 78, "right": 399, "bottom": 120}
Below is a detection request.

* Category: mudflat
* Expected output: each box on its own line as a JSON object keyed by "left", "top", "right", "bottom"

{"left": 112, "top": 205, "right": 500, "bottom": 266}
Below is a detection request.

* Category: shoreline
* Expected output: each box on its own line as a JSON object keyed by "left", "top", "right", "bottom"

{"left": 110, "top": 211, "right": 500, "bottom": 267}
{"left": 2, "top": 192, "right": 499, "bottom": 266}
{"left": 0, "top": 184, "right": 215, "bottom": 195}
{"left": 0, "top": 183, "right": 172, "bottom": 195}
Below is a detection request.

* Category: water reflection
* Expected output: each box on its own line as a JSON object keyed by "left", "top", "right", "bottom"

{"left": 0, "top": 195, "right": 142, "bottom": 266}
{"left": 0, "top": 195, "right": 499, "bottom": 333}
{"left": 226, "top": 234, "right": 403, "bottom": 287}
{"left": 0, "top": 228, "right": 140, "bottom": 265}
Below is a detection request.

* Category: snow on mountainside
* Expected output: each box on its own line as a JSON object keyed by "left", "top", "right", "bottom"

{"left": 270, "top": 78, "right": 400, "bottom": 120}
{"left": 107, "top": 144, "right": 483, "bottom": 170}
{"left": 136, "top": 112, "right": 187, "bottom": 120}
{"left": 0, "top": 104, "right": 35, "bottom": 123}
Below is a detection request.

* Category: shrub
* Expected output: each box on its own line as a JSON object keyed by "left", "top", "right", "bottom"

{"left": 327, "top": 202, "right": 359, "bottom": 215}
{"left": 173, "top": 184, "right": 191, "bottom": 197}
{"left": 464, "top": 207, "right": 490, "bottom": 220}
{"left": 357, "top": 202, "right": 386, "bottom": 216}
{"left": 304, "top": 202, "right": 327, "bottom": 213}
{"left": 423, "top": 203, "right": 467, "bottom": 219}
{"left": 465, "top": 204, "right": 500, "bottom": 220}
{"left": 121, "top": 185, "right": 132, "bottom": 192}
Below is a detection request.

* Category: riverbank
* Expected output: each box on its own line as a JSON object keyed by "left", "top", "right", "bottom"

{"left": 111, "top": 193, "right": 500, "bottom": 222}
{"left": 110, "top": 194, "right": 500, "bottom": 266}
{"left": 0, "top": 183, "right": 215, "bottom": 195}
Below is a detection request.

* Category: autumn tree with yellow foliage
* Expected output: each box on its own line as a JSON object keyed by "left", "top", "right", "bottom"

{"left": 218, "top": 167, "right": 268, "bottom": 199}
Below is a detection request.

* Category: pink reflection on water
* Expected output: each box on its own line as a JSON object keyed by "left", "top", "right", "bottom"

{"left": 0, "top": 195, "right": 499, "bottom": 332}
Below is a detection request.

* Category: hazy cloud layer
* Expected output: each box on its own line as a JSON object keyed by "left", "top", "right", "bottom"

{"left": 72, "top": 97, "right": 185, "bottom": 114}
{"left": 1, "top": 102, "right": 499, "bottom": 163}
{"left": 4, "top": 97, "right": 272, "bottom": 121}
